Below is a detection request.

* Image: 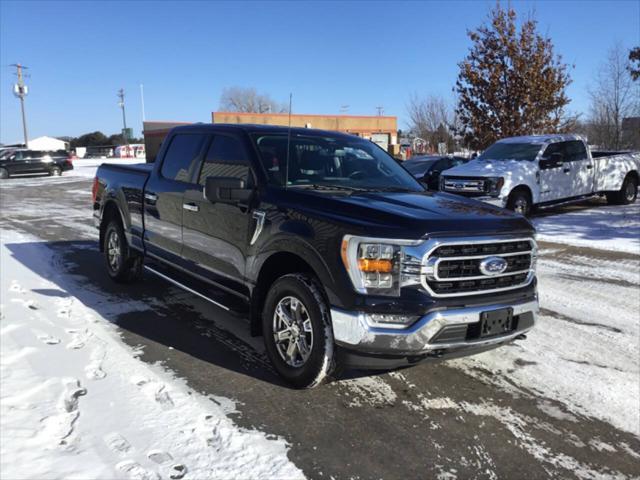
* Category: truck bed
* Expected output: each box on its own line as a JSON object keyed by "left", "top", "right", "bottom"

{"left": 95, "top": 162, "right": 152, "bottom": 251}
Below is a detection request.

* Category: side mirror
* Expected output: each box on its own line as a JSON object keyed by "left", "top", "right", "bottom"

{"left": 540, "top": 152, "right": 564, "bottom": 169}
{"left": 204, "top": 176, "right": 252, "bottom": 204}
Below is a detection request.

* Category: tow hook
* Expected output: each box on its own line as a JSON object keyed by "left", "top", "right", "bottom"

{"left": 515, "top": 333, "right": 527, "bottom": 340}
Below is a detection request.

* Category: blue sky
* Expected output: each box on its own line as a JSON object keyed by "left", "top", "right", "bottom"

{"left": 1, "top": 0, "right": 638, "bottom": 143}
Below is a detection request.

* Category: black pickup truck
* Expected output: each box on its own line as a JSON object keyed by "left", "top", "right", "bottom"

{"left": 93, "top": 124, "right": 538, "bottom": 388}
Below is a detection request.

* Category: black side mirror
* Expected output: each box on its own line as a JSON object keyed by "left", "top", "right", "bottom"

{"left": 204, "top": 176, "right": 252, "bottom": 204}
{"left": 540, "top": 152, "right": 564, "bottom": 169}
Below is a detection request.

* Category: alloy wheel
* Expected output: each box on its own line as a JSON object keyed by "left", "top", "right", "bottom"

{"left": 107, "top": 230, "right": 122, "bottom": 272}
{"left": 272, "top": 296, "right": 313, "bottom": 367}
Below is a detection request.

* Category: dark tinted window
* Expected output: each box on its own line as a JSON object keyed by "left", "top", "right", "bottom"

{"left": 198, "top": 135, "right": 249, "bottom": 185}
{"left": 564, "top": 140, "right": 588, "bottom": 161}
{"left": 541, "top": 142, "right": 565, "bottom": 158}
{"left": 403, "top": 159, "right": 438, "bottom": 175}
{"left": 161, "top": 134, "right": 206, "bottom": 182}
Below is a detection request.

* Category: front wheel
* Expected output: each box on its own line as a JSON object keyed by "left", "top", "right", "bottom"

{"left": 606, "top": 175, "right": 638, "bottom": 205}
{"left": 506, "top": 189, "right": 532, "bottom": 216}
{"left": 50, "top": 166, "right": 62, "bottom": 177}
{"left": 0, "top": 168, "right": 8, "bottom": 179}
{"left": 262, "top": 274, "right": 336, "bottom": 388}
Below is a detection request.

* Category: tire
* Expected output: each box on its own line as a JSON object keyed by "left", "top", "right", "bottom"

{"left": 606, "top": 175, "right": 638, "bottom": 205}
{"left": 506, "top": 189, "right": 532, "bottom": 216}
{"left": 50, "top": 166, "right": 62, "bottom": 177}
{"left": 0, "top": 168, "right": 8, "bottom": 179}
{"left": 262, "top": 273, "right": 336, "bottom": 388}
{"left": 103, "top": 219, "right": 142, "bottom": 283}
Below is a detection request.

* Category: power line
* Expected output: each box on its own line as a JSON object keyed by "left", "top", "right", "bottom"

{"left": 11, "top": 63, "right": 29, "bottom": 146}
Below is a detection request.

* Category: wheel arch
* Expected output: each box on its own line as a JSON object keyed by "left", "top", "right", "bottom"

{"left": 249, "top": 250, "right": 333, "bottom": 337}
{"left": 99, "top": 200, "right": 125, "bottom": 252}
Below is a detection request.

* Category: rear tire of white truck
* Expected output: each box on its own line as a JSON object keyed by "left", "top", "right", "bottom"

{"left": 103, "top": 220, "right": 143, "bottom": 284}
{"left": 606, "top": 175, "right": 638, "bottom": 205}
{"left": 262, "top": 273, "right": 337, "bottom": 389}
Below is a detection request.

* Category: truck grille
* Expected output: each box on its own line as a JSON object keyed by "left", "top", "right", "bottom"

{"left": 423, "top": 238, "right": 535, "bottom": 297}
{"left": 442, "top": 176, "right": 487, "bottom": 196}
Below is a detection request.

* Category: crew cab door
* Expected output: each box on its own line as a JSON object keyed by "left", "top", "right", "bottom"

{"left": 6, "top": 151, "right": 30, "bottom": 174}
{"left": 182, "top": 133, "right": 255, "bottom": 292}
{"left": 143, "top": 133, "right": 207, "bottom": 264}
{"left": 565, "top": 140, "right": 594, "bottom": 196}
{"left": 538, "top": 141, "right": 575, "bottom": 202}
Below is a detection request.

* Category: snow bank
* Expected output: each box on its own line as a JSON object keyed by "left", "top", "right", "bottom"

{"left": 532, "top": 201, "right": 640, "bottom": 254}
{"left": 0, "top": 230, "right": 304, "bottom": 480}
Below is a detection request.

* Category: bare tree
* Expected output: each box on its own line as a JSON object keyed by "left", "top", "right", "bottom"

{"left": 588, "top": 43, "right": 639, "bottom": 149}
{"left": 219, "top": 87, "right": 287, "bottom": 114}
{"left": 407, "top": 94, "right": 456, "bottom": 152}
{"left": 629, "top": 46, "right": 640, "bottom": 81}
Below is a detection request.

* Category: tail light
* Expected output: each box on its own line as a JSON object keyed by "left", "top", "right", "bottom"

{"left": 91, "top": 177, "right": 99, "bottom": 203}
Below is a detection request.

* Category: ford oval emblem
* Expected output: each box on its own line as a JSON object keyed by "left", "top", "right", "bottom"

{"left": 479, "top": 256, "right": 508, "bottom": 276}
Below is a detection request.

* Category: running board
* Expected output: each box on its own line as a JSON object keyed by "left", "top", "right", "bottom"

{"left": 144, "top": 265, "right": 231, "bottom": 311}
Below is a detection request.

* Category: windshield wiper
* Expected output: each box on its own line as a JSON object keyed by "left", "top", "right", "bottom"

{"left": 290, "top": 183, "right": 370, "bottom": 193}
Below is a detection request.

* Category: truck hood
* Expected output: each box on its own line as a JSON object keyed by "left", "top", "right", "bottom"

{"left": 280, "top": 188, "right": 534, "bottom": 239}
{"left": 443, "top": 158, "right": 537, "bottom": 179}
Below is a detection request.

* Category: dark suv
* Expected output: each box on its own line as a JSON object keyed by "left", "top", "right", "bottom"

{"left": 93, "top": 124, "right": 538, "bottom": 388}
{"left": 0, "top": 149, "right": 73, "bottom": 179}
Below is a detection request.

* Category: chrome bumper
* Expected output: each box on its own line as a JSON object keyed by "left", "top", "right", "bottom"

{"left": 331, "top": 299, "right": 538, "bottom": 355}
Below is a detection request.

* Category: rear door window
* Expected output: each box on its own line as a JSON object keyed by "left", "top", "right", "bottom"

{"left": 160, "top": 134, "right": 206, "bottom": 182}
{"left": 198, "top": 135, "right": 251, "bottom": 186}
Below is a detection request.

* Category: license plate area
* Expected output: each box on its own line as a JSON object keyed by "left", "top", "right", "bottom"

{"left": 480, "top": 307, "right": 514, "bottom": 338}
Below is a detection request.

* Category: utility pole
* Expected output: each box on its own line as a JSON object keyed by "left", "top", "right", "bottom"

{"left": 11, "top": 64, "right": 29, "bottom": 146}
{"left": 117, "top": 88, "right": 129, "bottom": 145}
{"left": 376, "top": 106, "right": 384, "bottom": 116}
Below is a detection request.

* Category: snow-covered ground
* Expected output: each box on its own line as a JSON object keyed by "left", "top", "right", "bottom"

{"left": 532, "top": 201, "right": 640, "bottom": 254}
{"left": 0, "top": 230, "right": 303, "bottom": 480}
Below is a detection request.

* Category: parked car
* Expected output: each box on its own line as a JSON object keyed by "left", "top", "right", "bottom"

{"left": 441, "top": 134, "right": 639, "bottom": 215}
{"left": 93, "top": 124, "right": 538, "bottom": 388}
{"left": 0, "top": 149, "right": 73, "bottom": 179}
{"left": 403, "top": 155, "right": 469, "bottom": 190}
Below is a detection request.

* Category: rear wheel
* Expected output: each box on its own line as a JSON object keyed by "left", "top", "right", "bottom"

{"left": 50, "top": 166, "right": 62, "bottom": 177}
{"left": 0, "top": 168, "right": 8, "bottom": 179}
{"left": 606, "top": 175, "right": 638, "bottom": 205}
{"left": 262, "top": 274, "right": 336, "bottom": 388}
{"left": 506, "top": 189, "right": 532, "bottom": 216}
{"left": 103, "top": 220, "right": 142, "bottom": 283}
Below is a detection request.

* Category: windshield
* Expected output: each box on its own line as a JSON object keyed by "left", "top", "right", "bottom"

{"left": 478, "top": 142, "right": 543, "bottom": 162}
{"left": 252, "top": 133, "right": 424, "bottom": 192}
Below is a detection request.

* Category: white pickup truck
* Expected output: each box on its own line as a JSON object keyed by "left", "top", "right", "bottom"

{"left": 440, "top": 134, "right": 639, "bottom": 215}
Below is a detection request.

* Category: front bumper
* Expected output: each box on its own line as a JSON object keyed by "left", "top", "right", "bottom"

{"left": 469, "top": 195, "right": 506, "bottom": 208}
{"left": 331, "top": 298, "right": 538, "bottom": 357}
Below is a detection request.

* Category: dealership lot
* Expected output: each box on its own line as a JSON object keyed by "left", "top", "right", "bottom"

{"left": 1, "top": 170, "right": 639, "bottom": 479}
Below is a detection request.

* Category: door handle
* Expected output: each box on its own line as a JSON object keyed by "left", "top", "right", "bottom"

{"left": 586, "top": 164, "right": 593, "bottom": 170}
{"left": 144, "top": 192, "right": 158, "bottom": 202}
{"left": 183, "top": 202, "right": 199, "bottom": 212}
{"left": 563, "top": 167, "right": 571, "bottom": 173}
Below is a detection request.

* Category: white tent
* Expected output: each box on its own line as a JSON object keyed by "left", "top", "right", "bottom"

{"left": 27, "top": 136, "right": 68, "bottom": 151}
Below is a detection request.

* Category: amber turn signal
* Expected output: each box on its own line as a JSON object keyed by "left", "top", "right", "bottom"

{"left": 357, "top": 258, "right": 393, "bottom": 273}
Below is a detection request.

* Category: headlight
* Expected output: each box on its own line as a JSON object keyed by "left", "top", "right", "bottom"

{"left": 485, "top": 177, "right": 504, "bottom": 196}
{"left": 340, "top": 235, "right": 421, "bottom": 296}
